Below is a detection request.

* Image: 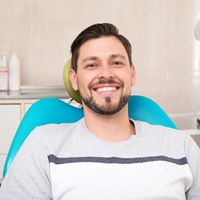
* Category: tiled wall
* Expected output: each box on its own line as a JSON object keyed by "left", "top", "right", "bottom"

{"left": 0, "top": 0, "right": 200, "bottom": 114}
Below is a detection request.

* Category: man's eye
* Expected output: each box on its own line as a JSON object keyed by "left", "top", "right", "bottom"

{"left": 112, "top": 61, "right": 122, "bottom": 66}
{"left": 87, "top": 64, "right": 96, "bottom": 68}
{"left": 86, "top": 63, "right": 98, "bottom": 68}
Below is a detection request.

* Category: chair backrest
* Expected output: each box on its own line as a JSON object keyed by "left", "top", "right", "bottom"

{"left": 3, "top": 95, "right": 177, "bottom": 178}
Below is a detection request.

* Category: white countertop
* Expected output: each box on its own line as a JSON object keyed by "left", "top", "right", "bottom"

{"left": 0, "top": 86, "right": 70, "bottom": 100}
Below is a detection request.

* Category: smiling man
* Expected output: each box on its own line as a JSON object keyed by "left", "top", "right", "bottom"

{"left": 69, "top": 35, "right": 135, "bottom": 141}
{"left": 0, "top": 23, "right": 200, "bottom": 200}
{"left": 72, "top": 37, "right": 134, "bottom": 115}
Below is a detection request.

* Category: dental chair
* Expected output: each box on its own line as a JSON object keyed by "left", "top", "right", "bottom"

{"left": 3, "top": 59, "right": 178, "bottom": 178}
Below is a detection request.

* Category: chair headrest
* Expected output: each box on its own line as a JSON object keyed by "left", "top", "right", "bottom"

{"left": 63, "top": 59, "right": 82, "bottom": 104}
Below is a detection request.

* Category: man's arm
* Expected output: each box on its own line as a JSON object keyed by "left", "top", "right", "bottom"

{"left": 185, "top": 134, "right": 200, "bottom": 199}
{"left": 0, "top": 128, "right": 52, "bottom": 200}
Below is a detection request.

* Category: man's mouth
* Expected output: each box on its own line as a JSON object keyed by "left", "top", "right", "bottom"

{"left": 94, "top": 86, "right": 119, "bottom": 93}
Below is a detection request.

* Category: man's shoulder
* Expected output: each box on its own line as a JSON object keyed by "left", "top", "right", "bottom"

{"left": 133, "top": 119, "right": 186, "bottom": 139}
{"left": 31, "top": 119, "right": 84, "bottom": 141}
{"left": 36, "top": 121, "right": 76, "bottom": 132}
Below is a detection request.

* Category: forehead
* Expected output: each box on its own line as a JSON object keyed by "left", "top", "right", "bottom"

{"left": 78, "top": 36, "right": 128, "bottom": 61}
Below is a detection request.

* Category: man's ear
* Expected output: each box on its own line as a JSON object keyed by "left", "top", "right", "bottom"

{"left": 69, "top": 69, "right": 79, "bottom": 91}
{"left": 131, "top": 65, "right": 136, "bottom": 86}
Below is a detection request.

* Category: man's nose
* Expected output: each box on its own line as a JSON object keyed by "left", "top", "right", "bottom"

{"left": 98, "top": 64, "right": 114, "bottom": 79}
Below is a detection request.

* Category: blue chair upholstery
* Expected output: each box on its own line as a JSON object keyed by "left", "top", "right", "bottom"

{"left": 128, "top": 95, "right": 177, "bottom": 129}
{"left": 3, "top": 95, "right": 177, "bottom": 178}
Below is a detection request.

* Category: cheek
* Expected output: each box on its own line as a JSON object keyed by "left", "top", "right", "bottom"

{"left": 79, "top": 71, "right": 97, "bottom": 86}
{"left": 120, "top": 73, "right": 135, "bottom": 90}
{"left": 119, "top": 71, "right": 133, "bottom": 86}
{"left": 77, "top": 75, "right": 91, "bottom": 92}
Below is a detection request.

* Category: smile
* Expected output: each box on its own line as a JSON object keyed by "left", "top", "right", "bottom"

{"left": 95, "top": 86, "right": 118, "bottom": 93}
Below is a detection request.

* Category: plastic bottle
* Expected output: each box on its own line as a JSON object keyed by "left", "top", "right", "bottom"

{"left": 9, "top": 53, "right": 21, "bottom": 91}
{"left": 0, "top": 52, "right": 8, "bottom": 91}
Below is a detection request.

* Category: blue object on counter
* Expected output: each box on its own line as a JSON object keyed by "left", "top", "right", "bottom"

{"left": 3, "top": 95, "right": 177, "bottom": 178}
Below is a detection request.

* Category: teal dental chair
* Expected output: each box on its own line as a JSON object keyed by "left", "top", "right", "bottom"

{"left": 3, "top": 59, "right": 178, "bottom": 178}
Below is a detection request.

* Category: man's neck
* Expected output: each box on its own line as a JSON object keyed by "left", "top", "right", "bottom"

{"left": 83, "top": 106, "right": 135, "bottom": 142}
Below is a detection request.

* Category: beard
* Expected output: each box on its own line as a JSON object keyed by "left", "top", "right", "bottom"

{"left": 81, "top": 93, "right": 130, "bottom": 115}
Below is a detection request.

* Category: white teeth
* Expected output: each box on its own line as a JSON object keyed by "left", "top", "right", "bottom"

{"left": 96, "top": 87, "right": 117, "bottom": 92}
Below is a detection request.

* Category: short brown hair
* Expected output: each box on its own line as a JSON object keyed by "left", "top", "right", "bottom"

{"left": 70, "top": 23, "right": 133, "bottom": 72}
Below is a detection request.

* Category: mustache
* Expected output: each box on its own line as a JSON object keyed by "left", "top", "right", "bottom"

{"left": 89, "top": 78, "right": 124, "bottom": 89}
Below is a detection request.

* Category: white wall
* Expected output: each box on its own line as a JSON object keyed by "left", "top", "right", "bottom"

{"left": 0, "top": 0, "right": 200, "bottom": 114}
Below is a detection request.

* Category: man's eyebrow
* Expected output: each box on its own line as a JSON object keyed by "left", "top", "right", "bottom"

{"left": 82, "top": 56, "right": 98, "bottom": 63}
{"left": 109, "top": 54, "right": 126, "bottom": 60}
{"left": 82, "top": 54, "right": 126, "bottom": 63}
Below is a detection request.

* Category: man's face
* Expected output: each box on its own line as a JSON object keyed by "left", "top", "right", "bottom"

{"left": 70, "top": 36, "right": 135, "bottom": 115}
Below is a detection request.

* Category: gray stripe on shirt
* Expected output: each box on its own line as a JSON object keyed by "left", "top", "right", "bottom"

{"left": 48, "top": 155, "right": 187, "bottom": 165}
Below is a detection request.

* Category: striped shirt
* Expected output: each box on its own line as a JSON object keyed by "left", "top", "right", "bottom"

{"left": 0, "top": 119, "right": 200, "bottom": 199}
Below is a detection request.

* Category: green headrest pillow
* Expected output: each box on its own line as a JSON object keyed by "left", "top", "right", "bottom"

{"left": 63, "top": 58, "right": 82, "bottom": 104}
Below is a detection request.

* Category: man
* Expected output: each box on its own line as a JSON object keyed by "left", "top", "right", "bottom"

{"left": 0, "top": 23, "right": 200, "bottom": 199}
